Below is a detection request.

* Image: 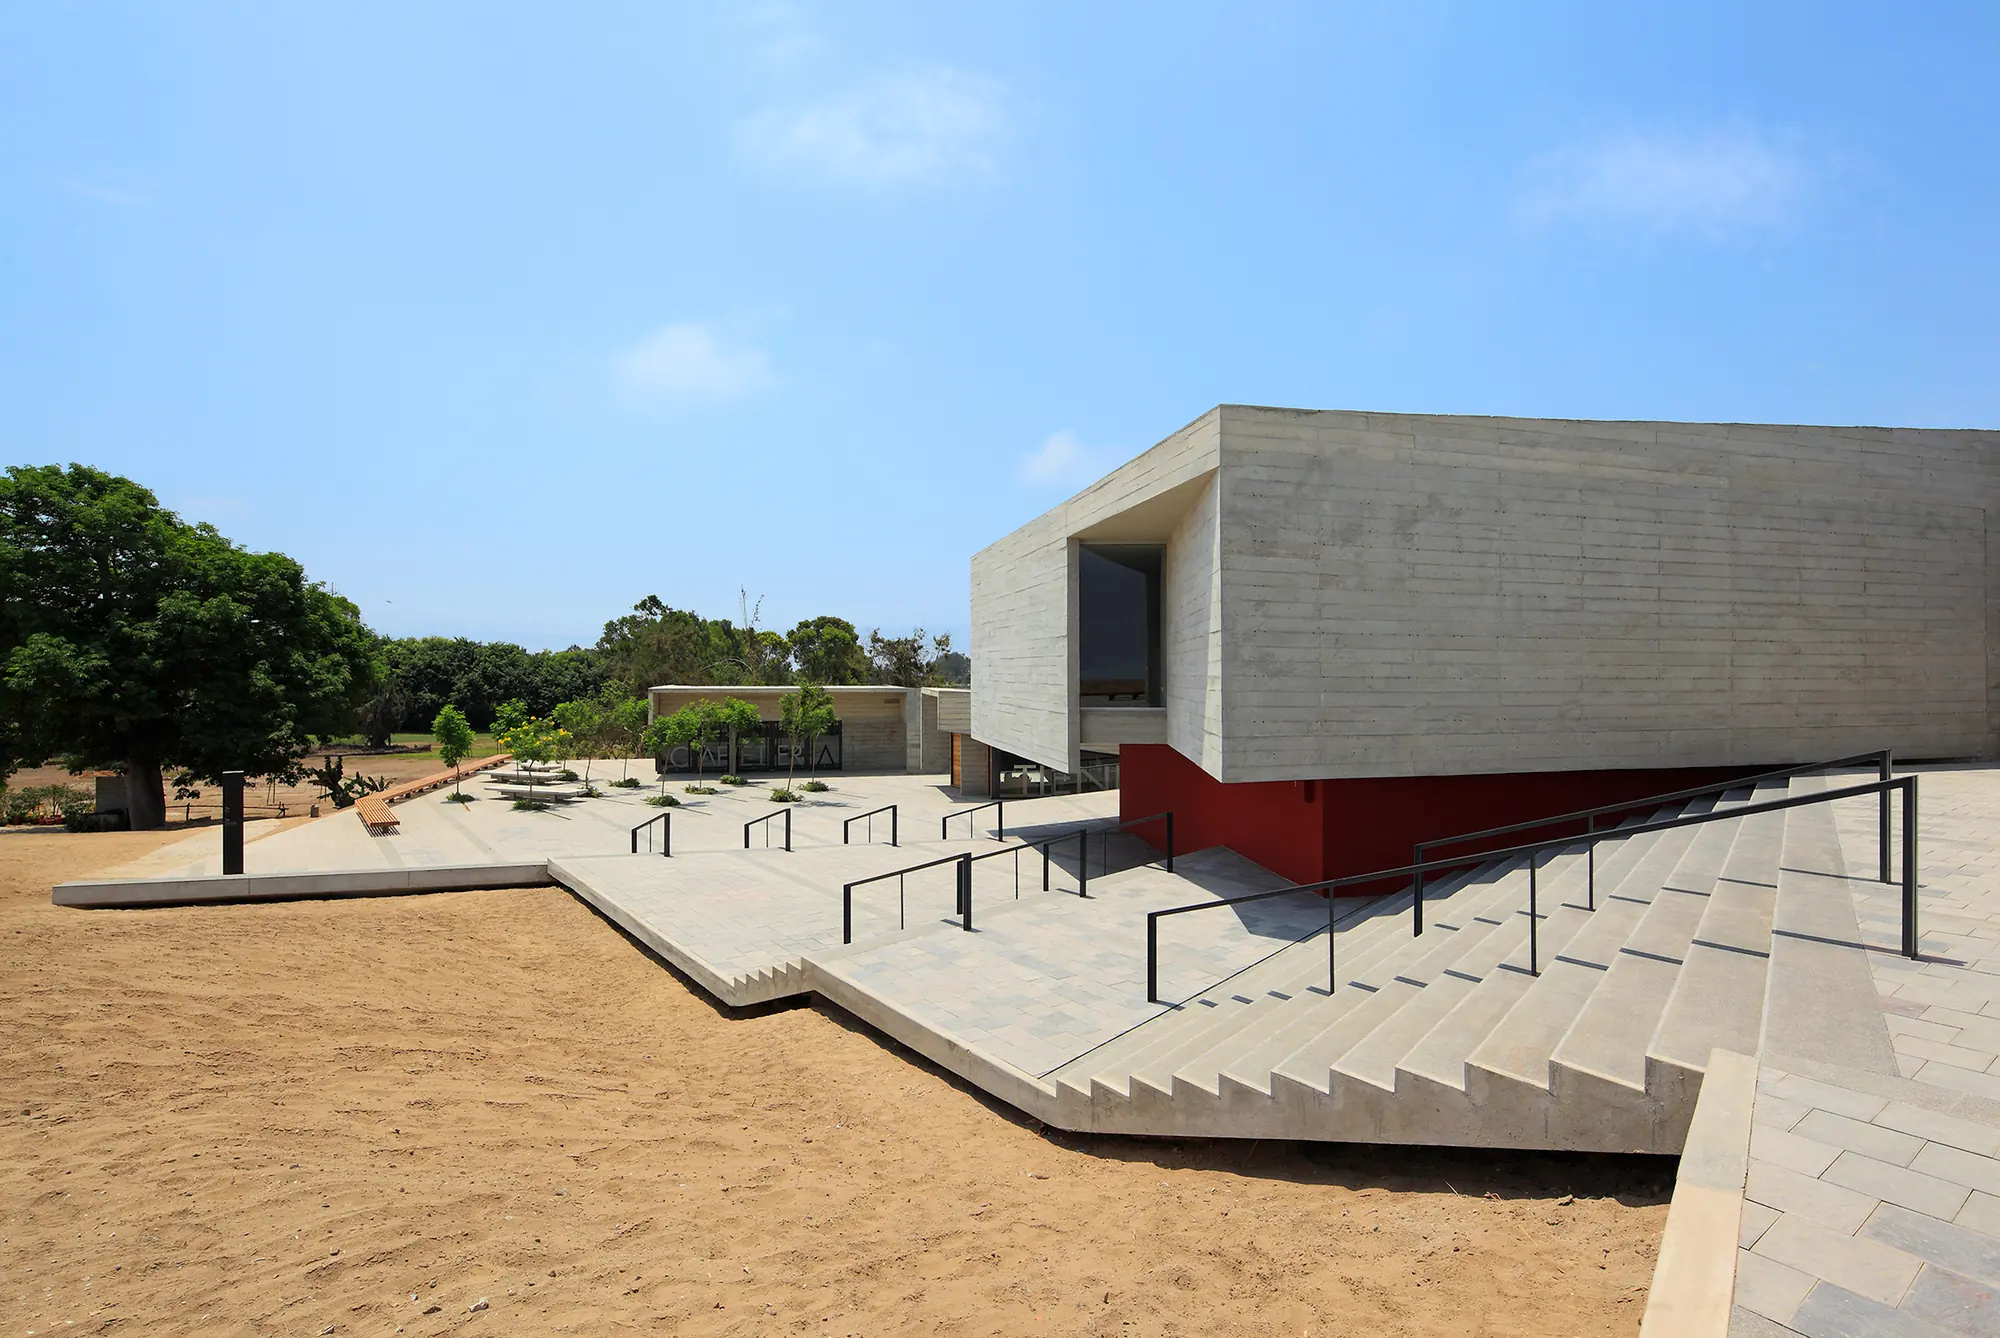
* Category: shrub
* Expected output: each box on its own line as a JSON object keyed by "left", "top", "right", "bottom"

{"left": 801, "top": 780, "right": 830, "bottom": 793}
{"left": 444, "top": 792, "right": 477, "bottom": 804}
{"left": 769, "top": 787, "right": 800, "bottom": 803}
{"left": 684, "top": 783, "right": 718, "bottom": 795}
{"left": 609, "top": 777, "right": 643, "bottom": 789}
{"left": 511, "top": 798, "right": 550, "bottom": 812}
{"left": 579, "top": 784, "right": 603, "bottom": 798}
{"left": 719, "top": 774, "right": 747, "bottom": 786}
{"left": 559, "top": 769, "right": 580, "bottom": 782}
{"left": 646, "top": 793, "right": 680, "bottom": 808}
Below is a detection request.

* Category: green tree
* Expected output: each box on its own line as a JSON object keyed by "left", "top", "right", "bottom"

{"left": 867, "top": 627, "right": 957, "bottom": 687}
{"left": 708, "top": 696, "right": 763, "bottom": 775}
{"left": 778, "top": 682, "right": 839, "bottom": 789}
{"left": 496, "top": 711, "right": 558, "bottom": 799}
{"left": 787, "top": 615, "right": 869, "bottom": 684}
{"left": 640, "top": 707, "right": 700, "bottom": 795}
{"left": 0, "top": 464, "right": 382, "bottom": 829}
{"left": 604, "top": 693, "right": 650, "bottom": 781}
{"left": 431, "top": 704, "right": 474, "bottom": 796}
{"left": 551, "top": 697, "right": 603, "bottom": 781}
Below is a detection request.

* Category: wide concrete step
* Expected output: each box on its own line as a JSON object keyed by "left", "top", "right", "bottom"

{"left": 1050, "top": 862, "right": 1491, "bottom": 1100}
{"left": 1329, "top": 806, "right": 1697, "bottom": 1096}
{"left": 1645, "top": 783, "right": 1790, "bottom": 1078}
{"left": 1546, "top": 786, "right": 1766, "bottom": 1090}
{"left": 1461, "top": 794, "right": 1747, "bottom": 1091}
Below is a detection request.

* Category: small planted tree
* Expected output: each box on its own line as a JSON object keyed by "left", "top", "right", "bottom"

{"left": 641, "top": 707, "right": 700, "bottom": 799}
{"left": 552, "top": 698, "right": 603, "bottom": 781}
{"left": 717, "top": 696, "right": 762, "bottom": 774}
{"left": 608, "top": 696, "right": 649, "bottom": 782}
{"left": 779, "top": 682, "right": 838, "bottom": 793}
{"left": 496, "top": 711, "right": 557, "bottom": 805}
{"left": 432, "top": 704, "right": 474, "bottom": 799}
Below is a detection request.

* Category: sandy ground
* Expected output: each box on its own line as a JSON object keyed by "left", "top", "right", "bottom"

{"left": 7, "top": 749, "right": 484, "bottom": 825}
{"left": 2, "top": 833, "right": 1669, "bottom": 1336}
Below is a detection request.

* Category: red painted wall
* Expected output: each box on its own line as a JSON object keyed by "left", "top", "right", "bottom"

{"left": 1119, "top": 744, "right": 1757, "bottom": 892}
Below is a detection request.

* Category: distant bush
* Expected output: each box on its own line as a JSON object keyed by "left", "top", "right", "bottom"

{"left": 769, "top": 788, "right": 800, "bottom": 803}
{"left": 3, "top": 784, "right": 91, "bottom": 826}
{"left": 511, "top": 798, "right": 550, "bottom": 812}
{"left": 719, "top": 774, "right": 747, "bottom": 787}
{"left": 801, "top": 780, "right": 830, "bottom": 793}
{"left": 559, "top": 769, "right": 580, "bottom": 782}
{"left": 609, "top": 777, "right": 643, "bottom": 789}
{"left": 579, "top": 784, "right": 603, "bottom": 798}
{"left": 444, "top": 792, "right": 477, "bottom": 805}
{"left": 646, "top": 793, "right": 680, "bottom": 808}
{"left": 684, "top": 783, "right": 718, "bottom": 795}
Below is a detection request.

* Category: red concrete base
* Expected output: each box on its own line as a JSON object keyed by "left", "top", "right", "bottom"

{"left": 1117, "top": 743, "right": 1759, "bottom": 891}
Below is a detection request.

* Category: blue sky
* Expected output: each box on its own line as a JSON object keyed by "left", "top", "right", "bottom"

{"left": 4, "top": 3, "right": 1996, "bottom": 652}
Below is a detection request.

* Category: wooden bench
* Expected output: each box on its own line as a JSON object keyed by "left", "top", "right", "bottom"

{"left": 354, "top": 793, "right": 399, "bottom": 833}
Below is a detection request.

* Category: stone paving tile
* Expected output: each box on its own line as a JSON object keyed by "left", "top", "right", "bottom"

{"left": 1876, "top": 1103, "right": 2000, "bottom": 1158}
{"left": 1826, "top": 1152, "right": 1975, "bottom": 1221}
{"left": 1862, "top": 1202, "right": 2000, "bottom": 1288}
{"left": 1751, "top": 1122, "right": 1843, "bottom": 1178}
{"left": 1795, "top": 1109, "right": 1925, "bottom": 1167}
{"left": 1739, "top": 1200, "right": 1783, "bottom": 1250}
{"left": 1958, "top": 1192, "right": 2000, "bottom": 1236}
{"left": 1745, "top": 1160, "right": 1879, "bottom": 1235}
{"left": 1752, "top": 1215, "right": 1923, "bottom": 1306}
{"left": 1788, "top": 1281, "right": 1956, "bottom": 1338}
{"left": 1899, "top": 1263, "right": 2000, "bottom": 1336}
{"left": 1911, "top": 1143, "right": 2000, "bottom": 1198}
{"left": 1734, "top": 1248, "right": 1817, "bottom": 1326}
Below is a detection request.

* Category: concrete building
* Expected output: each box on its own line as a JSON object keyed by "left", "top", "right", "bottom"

{"left": 647, "top": 685, "right": 949, "bottom": 774}
{"left": 970, "top": 405, "right": 2000, "bottom": 882}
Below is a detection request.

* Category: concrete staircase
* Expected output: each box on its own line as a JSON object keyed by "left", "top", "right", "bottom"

{"left": 1033, "top": 778, "right": 1810, "bottom": 1151}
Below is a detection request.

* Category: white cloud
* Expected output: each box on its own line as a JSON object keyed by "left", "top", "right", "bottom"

{"left": 739, "top": 66, "right": 1006, "bottom": 188}
{"left": 614, "top": 323, "right": 775, "bottom": 404}
{"left": 1517, "top": 128, "right": 1808, "bottom": 238}
{"left": 1019, "top": 430, "right": 1119, "bottom": 488}
{"left": 63, "top": 177, "right": 150, "bottom": 209}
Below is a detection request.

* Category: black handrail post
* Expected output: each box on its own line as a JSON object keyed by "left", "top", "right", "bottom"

{"left": 1079, "top": 828, "right": 1090, "bottom": 898}
{"left": 1413, "top": 860, "right": 1425, "bottom": 937}
{"left": 1902, "top": 777, "right": 1919, "bottom": 959}
{"left": 1327, "top": 883, "right": 1337, "bottom": 993}
{"left": 995, "top": 799, "right": 1004, "bottom": 842}
{"left": 1165, "top": 812, "right": 1175, "bottom": 872}
{"left": 960, "top": 853, "right": 974, "bottom": 931}
{"left": 743, "top": 822, "right": 750, "bottom": 850}
{"left": 1587, "top": 841, "right": 1595, "bottom": 912}
{"left": 891, "top": 805, "right": 898, "bottom": 847}
{"left": 1146, "top": 912, "right": 1159, "bottom": 1004}
{"left": 1042, "top": 840, "right": 1050, "bottom": 891}
{"left": 784, "top": 806, "right": 791, "bottom": 852}
{"left": 221, "top": 770, "right": 244, "bottom": 875}
{"left": 664, "top": 812, "right": 670, "bottom": 857}
{"left": 1528, "top": 852, "right": 1539, "bottom": 976}
{"left": 1880, "top": 750, "right": 1893, "bottom": 884}
{"left": 842, "top": 884, "right": 853, "bottom": 945}
{"left": 630, "top": 826, "right": 638, "bottom": 854}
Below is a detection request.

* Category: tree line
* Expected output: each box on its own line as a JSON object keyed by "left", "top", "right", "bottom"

{"left": 0, "top": 464, "right": 969, "bottom": 827}
{"left": 362, "top": 598, "right": 968, "bottom": 737}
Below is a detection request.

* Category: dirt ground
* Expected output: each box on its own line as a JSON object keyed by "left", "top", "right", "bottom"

{"left": 7, "top": 750, "right": 490, "bottom": 826}
{"left": 1, "top": 832, "right": 1670, "bottom": 1336}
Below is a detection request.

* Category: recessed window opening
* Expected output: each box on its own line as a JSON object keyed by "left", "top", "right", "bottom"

{"left": 1079, "top": 544, "right": 1162, "bottom": 707}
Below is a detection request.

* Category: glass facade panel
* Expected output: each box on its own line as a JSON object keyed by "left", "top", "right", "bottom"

{"left": 1079, "top": 544, "right": 1162, "bottom": 707}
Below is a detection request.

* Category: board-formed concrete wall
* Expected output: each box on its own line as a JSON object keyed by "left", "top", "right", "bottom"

{"left": 970, "top": 410, "right": 1221, "bottom": 771}
{"left": 646, "top": 686, "right": 917, "bottom": 772}
{"left": 972, "top": 405, "right": 2000, "bottom": 781}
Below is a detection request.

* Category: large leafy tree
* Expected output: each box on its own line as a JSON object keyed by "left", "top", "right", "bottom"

{"left": 0, "top": 465, "right": 382, "bottom": 828}
{"left": 867, "top": 627, "right": 959, "bottom": 687}
{"left": 786, "top": 615, "right": 869, "bottom": 684}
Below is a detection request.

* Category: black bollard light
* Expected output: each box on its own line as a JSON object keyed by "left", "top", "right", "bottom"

{"left": 221, "top": 770, "right": 245, "bottom": 875}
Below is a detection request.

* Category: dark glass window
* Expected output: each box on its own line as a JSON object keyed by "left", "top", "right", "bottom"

{"left": 1079, "top": 544, "right": 1162, "bottom": 707}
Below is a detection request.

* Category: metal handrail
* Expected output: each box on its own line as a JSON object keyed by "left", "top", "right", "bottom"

{"left": 942, "top": 799, "right": 1004, "bottom": 842}
{"left": 1411, "top": 751, "right": 1894, "bottom": 932}
{"left": 630, "top": 810, "right": 671, "bottom": 857}
{"left": 843, "top": 850, "right": 973, "bottom": 944}
{"left": 967, "top": 828, "right": 1090, "bottom": 899}
{"left": 1145, "top": 775, "right": 1918, "bottom": 1004}
{"left": 744, "top": 807, "right": 792, "bottom": 852}
{"left": 842, "top": 804, "right": 898, "bottom": 847}
{"left": 1084, "top": 810, "right": 1174, "bottom": 876}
